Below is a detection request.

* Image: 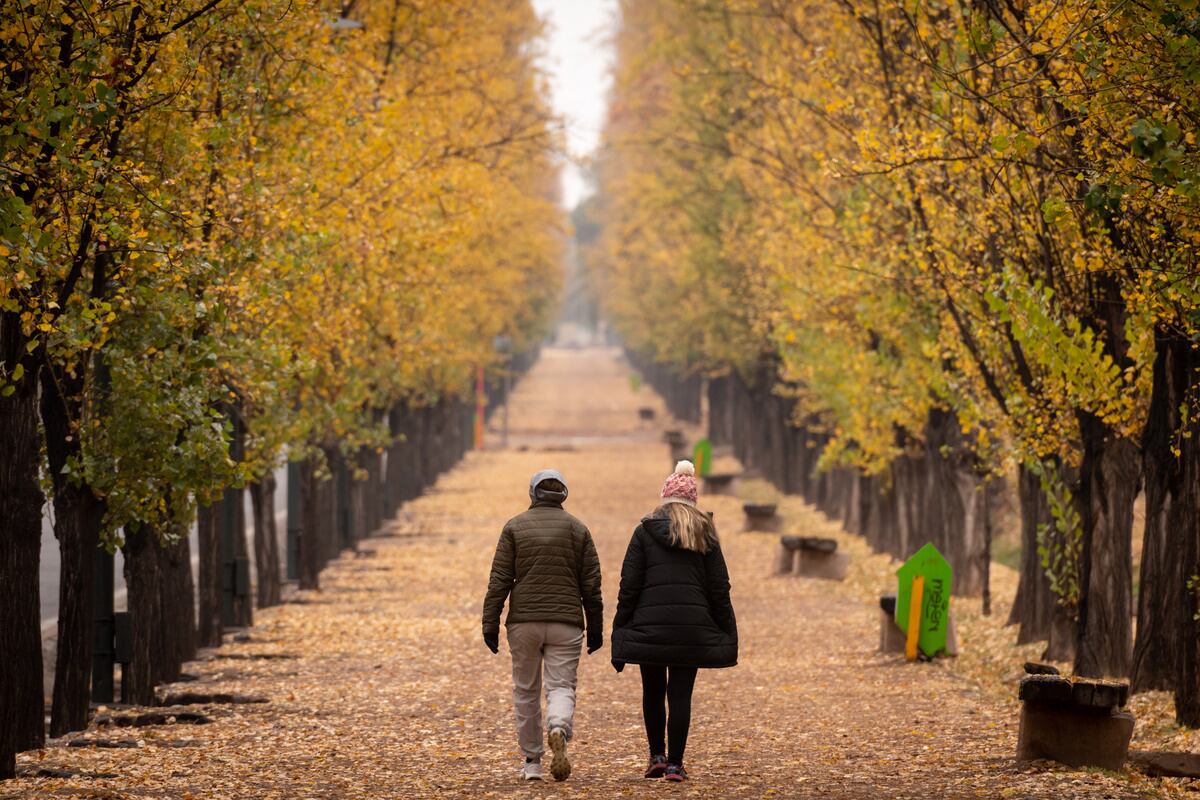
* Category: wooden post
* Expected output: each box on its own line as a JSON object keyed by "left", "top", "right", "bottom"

{"left": 906, "top": 575, "right": 924, "bottom": 662}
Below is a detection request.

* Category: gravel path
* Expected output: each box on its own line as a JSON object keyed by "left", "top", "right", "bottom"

{"left": 5, "top": 347, "right": 1172, "bottom": 798}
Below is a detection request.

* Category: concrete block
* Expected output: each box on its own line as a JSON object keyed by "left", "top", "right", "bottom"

{"left": 745, "top": 514, "right": 783, "bottom": 533}
{"left": 1129, "top": 750, "right": 1200, "bottom": 778}
{"left": 945, "top": 612, "right": 959, "bottom": 656}
{"left": 797, "top": 549, "right": 849, "bottom": 581}
{"left": 879, "top": 609, "right": 907, "bottom": 654}
{"left": 775, "top": 543, "right": 799, "bottom": 575}
{"left": 1019, "top": 675, "right": 1127, "bottom": 710}
{"left": 879, "top": 606, "right": 958, "bottom": 656}
{"left": 702, "top": 473, "right": 737, "bottom": 495}
{"left": 1016, "top": 701, "right": 1134, "bottom": 771}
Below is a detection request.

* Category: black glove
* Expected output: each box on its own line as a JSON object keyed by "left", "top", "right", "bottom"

{"left": 587, "top": 629, "right": 603, "bottom": 655}
{"left": 611, "top": 659, "right": 625, "bottom": 673}
{"left": 483, "top": 630, "right": 499, "bottom": 654}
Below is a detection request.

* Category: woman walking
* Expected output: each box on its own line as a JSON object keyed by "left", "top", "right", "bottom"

{"left": 611, "top": 460, "right": 738, "bottom": 782}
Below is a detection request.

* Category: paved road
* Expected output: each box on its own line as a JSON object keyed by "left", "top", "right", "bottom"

{"left": 7, "top": 346, "right": 1153, "bottom": 799}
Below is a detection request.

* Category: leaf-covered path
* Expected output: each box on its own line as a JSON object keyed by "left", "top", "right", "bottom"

{"left": 6, "top": 347, "right": 1172, "bottom": 799}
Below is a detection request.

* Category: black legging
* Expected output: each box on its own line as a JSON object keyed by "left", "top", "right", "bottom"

{"left": 639, "top": 665, "right": 698, "bottom": 765}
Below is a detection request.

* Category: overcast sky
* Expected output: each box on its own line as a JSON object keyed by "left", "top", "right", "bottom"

{"left": 530, "top": 0, "right": 619, "bottom": 210}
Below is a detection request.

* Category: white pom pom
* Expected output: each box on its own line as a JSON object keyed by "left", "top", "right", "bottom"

{"left": 674, "top": 460, "right": 695, "bottom": 476}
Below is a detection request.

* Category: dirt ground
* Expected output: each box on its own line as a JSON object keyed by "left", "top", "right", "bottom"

{"left": 5, "top": 346, "right": 1195, "bottom": 799}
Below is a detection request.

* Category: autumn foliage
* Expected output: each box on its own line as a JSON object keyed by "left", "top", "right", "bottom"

{"left": 0, "top": 0, "right": 561, "bottom": 776}
{"left": 588, "top": 0, "right": 1200, "bottom": 725}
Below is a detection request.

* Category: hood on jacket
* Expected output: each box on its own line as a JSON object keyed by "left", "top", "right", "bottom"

{"left": 529, "top": 468, "right": 568, "bottom": 506}
{"left": 642, "top": 508, "right": 716, "bottom": 550}
{"left": 641, "top": 515, "right": 676, "bottom": 547}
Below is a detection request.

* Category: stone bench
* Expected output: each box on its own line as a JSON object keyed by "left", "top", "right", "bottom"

{"left": 743, "top": 503, "right": 780, "bottom": 532}
{"left": 877, "top": 594, "right": 958, "bottom": 656}
{"left": 702, "top": 472, "right": 738, "bottom": 495}
{"left": 1016, "top": 671, "right": 1134, "bottom": 771}
{"left": 777, "top": 536, "right": 848, "bottom": 580}
{"left": 662, "top": 430, "right": 691, "bottom": 462}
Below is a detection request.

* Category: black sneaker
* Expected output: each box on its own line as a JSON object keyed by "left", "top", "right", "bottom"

{"left": 644, "top": 754, "right": 668, "bottom": 779}
{"left": 664, "top": 763, "right": 688, "bottom": 782}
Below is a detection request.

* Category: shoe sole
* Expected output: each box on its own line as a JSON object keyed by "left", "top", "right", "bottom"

{"left": 665, "top": 773, "right": 687, "bottom": 782}
{"left": 645, "top": 766, "right": 667, "bottom": 779}
{"left": 548, "top": 729, "right": 571, "bottom": 781}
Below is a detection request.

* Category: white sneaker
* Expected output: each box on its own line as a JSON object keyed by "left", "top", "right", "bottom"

{"left": 522, "top": 760, "right": 543, "bottom": 781}
{"left": 547, "top": 728, "right": 571, "bottom": 781}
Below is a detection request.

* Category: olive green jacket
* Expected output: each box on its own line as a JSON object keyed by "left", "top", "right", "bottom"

{"left": 482, "top": 500, "right": 603, "bottom": 636}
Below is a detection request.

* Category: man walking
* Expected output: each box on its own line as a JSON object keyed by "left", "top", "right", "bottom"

{"left": 482, "top": 469, "right": 603, "bottom": 781}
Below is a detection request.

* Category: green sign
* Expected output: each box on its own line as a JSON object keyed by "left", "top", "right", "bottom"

{"left": 630, "top": 372, "right": 642, "bottom": 393}
{"left": 693, "top": 439, "right": 713, "bottom": 476}
{"left": 894, "top": 542, "right": 952, "bottom": 658}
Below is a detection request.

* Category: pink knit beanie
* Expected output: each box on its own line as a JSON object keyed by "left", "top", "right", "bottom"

{"left": 661, "top": 460, "right": 698, "bottom": 507}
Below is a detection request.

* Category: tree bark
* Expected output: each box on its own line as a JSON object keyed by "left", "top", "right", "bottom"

{"left": 1073, "top": 411, "right": 1138, "bottom": 678}
{"left": 196, "top": 504, "right": 222, "bottom": 648}
{"left": 47, "top": 489, "right": 105, "bottom": 736}
{"left": 1044, "top": 606, "right": 1078, "bottom": 663}
{"left": 41, "top": 359, "right": 108, "bottom": 736}
{"left": 250, "top": 474, "right": 282, "bottom": 608}
{"left": 1008, "top": 463, "right": 1058, "bottom": 644}
{"left": 920, "top": 408, "right": 987, "bottom": 597}
{"left": 157, "top": 525, "right": 195, "bottom": 682}
{"left": 1131, "top": 331, "right": 1200, "bottom": 724}
{"left": 224, "top": 411, "right": 251, "bottom": 628}
{"left": 323, "top": 444, "right": 345, "bottom": 560}
{"left": 1133, "top": 331, "right": 1184, "bottom": 692}
{"left": 891, "top": 450, "right": 922, "bottom": 561}
{"left": 229, "top": 480, "right": 253, "bottom": 627}
{"left": 707, "top": 376, "right": 733, "bottom": 447}
{"left": 121, "top": 524, "right": 162, "bottom": 706}
{"left": 299, "top": 457, "right": 323, "bottom": 590}
{"left": 0, "top": 311, "right": 46, "bottom": 778}
{"left": 366, "top": 446, "right": 384, "bottom": 534}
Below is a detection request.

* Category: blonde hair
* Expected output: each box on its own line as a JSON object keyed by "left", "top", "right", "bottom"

{"left": 662, "top": 502, "right": 717, "bottom": 554}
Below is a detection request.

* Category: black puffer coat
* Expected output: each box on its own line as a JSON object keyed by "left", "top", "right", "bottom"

{"left": 611, "top": 512, "right": 737, "bottom": 669}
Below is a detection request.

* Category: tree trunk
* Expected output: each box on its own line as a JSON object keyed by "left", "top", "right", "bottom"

{"left": 121, "top": 524, "right": 162, "bottom": 706}
{"left": 48, "top": 487, "right": 105, "bottom": 737}
{"left": 386, "top": 406, "right": 406, "bottom": 515}
{"left": 157, "top": 525, "right": 195, "bottom": 682}
{"left": 42, "top": 357, "right": 108, "bottom": 736}
{"left": 1073, "top": 411, "right": 1138, "bottom": 678}
{"left": 982, "top": 478, "right": 994, "bottom": 616}
{"left": 250, "top": 474, "right": 282, "bottom": 608}
{"left": 196, "top": 504, "right": 222, "bottom": 648}
{"left": 920, "top": 408, "right": 987, "bottom": 597}
{"left": 1008, "top": 463, "right": 1058, "bottom": 643}
{"left": 891, "top": 451, "right": 922, "bottom": 561}
{"left": 1044, "top": 606, "right": 1078, "bottom": 663}
{"left": 323, "top": 444, "right": 345, "bottom": 560}
{"left": 226, "top": 483, "right": 252, "bottom": 629}
{"left": 299, "top": 457, "right": 323, "bottom": 591}
{"left": 366, "top": 447, "right": 384, "bottom": 534}
{"left": 1132, "top": 331, "right": 1183, "bottom": 692}
{"left": 0, "top": 311, "right": 46, "bottom": 778}
{"left": 707, "top": 376, "right": 732, "bottom": 447}
{"left": 1131, "top": 331, "right": 1200, "bottom": 724}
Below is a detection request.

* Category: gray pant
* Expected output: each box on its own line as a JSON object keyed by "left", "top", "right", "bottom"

{"left": 507, "top": 622, "right": 583, "bottom": 760}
